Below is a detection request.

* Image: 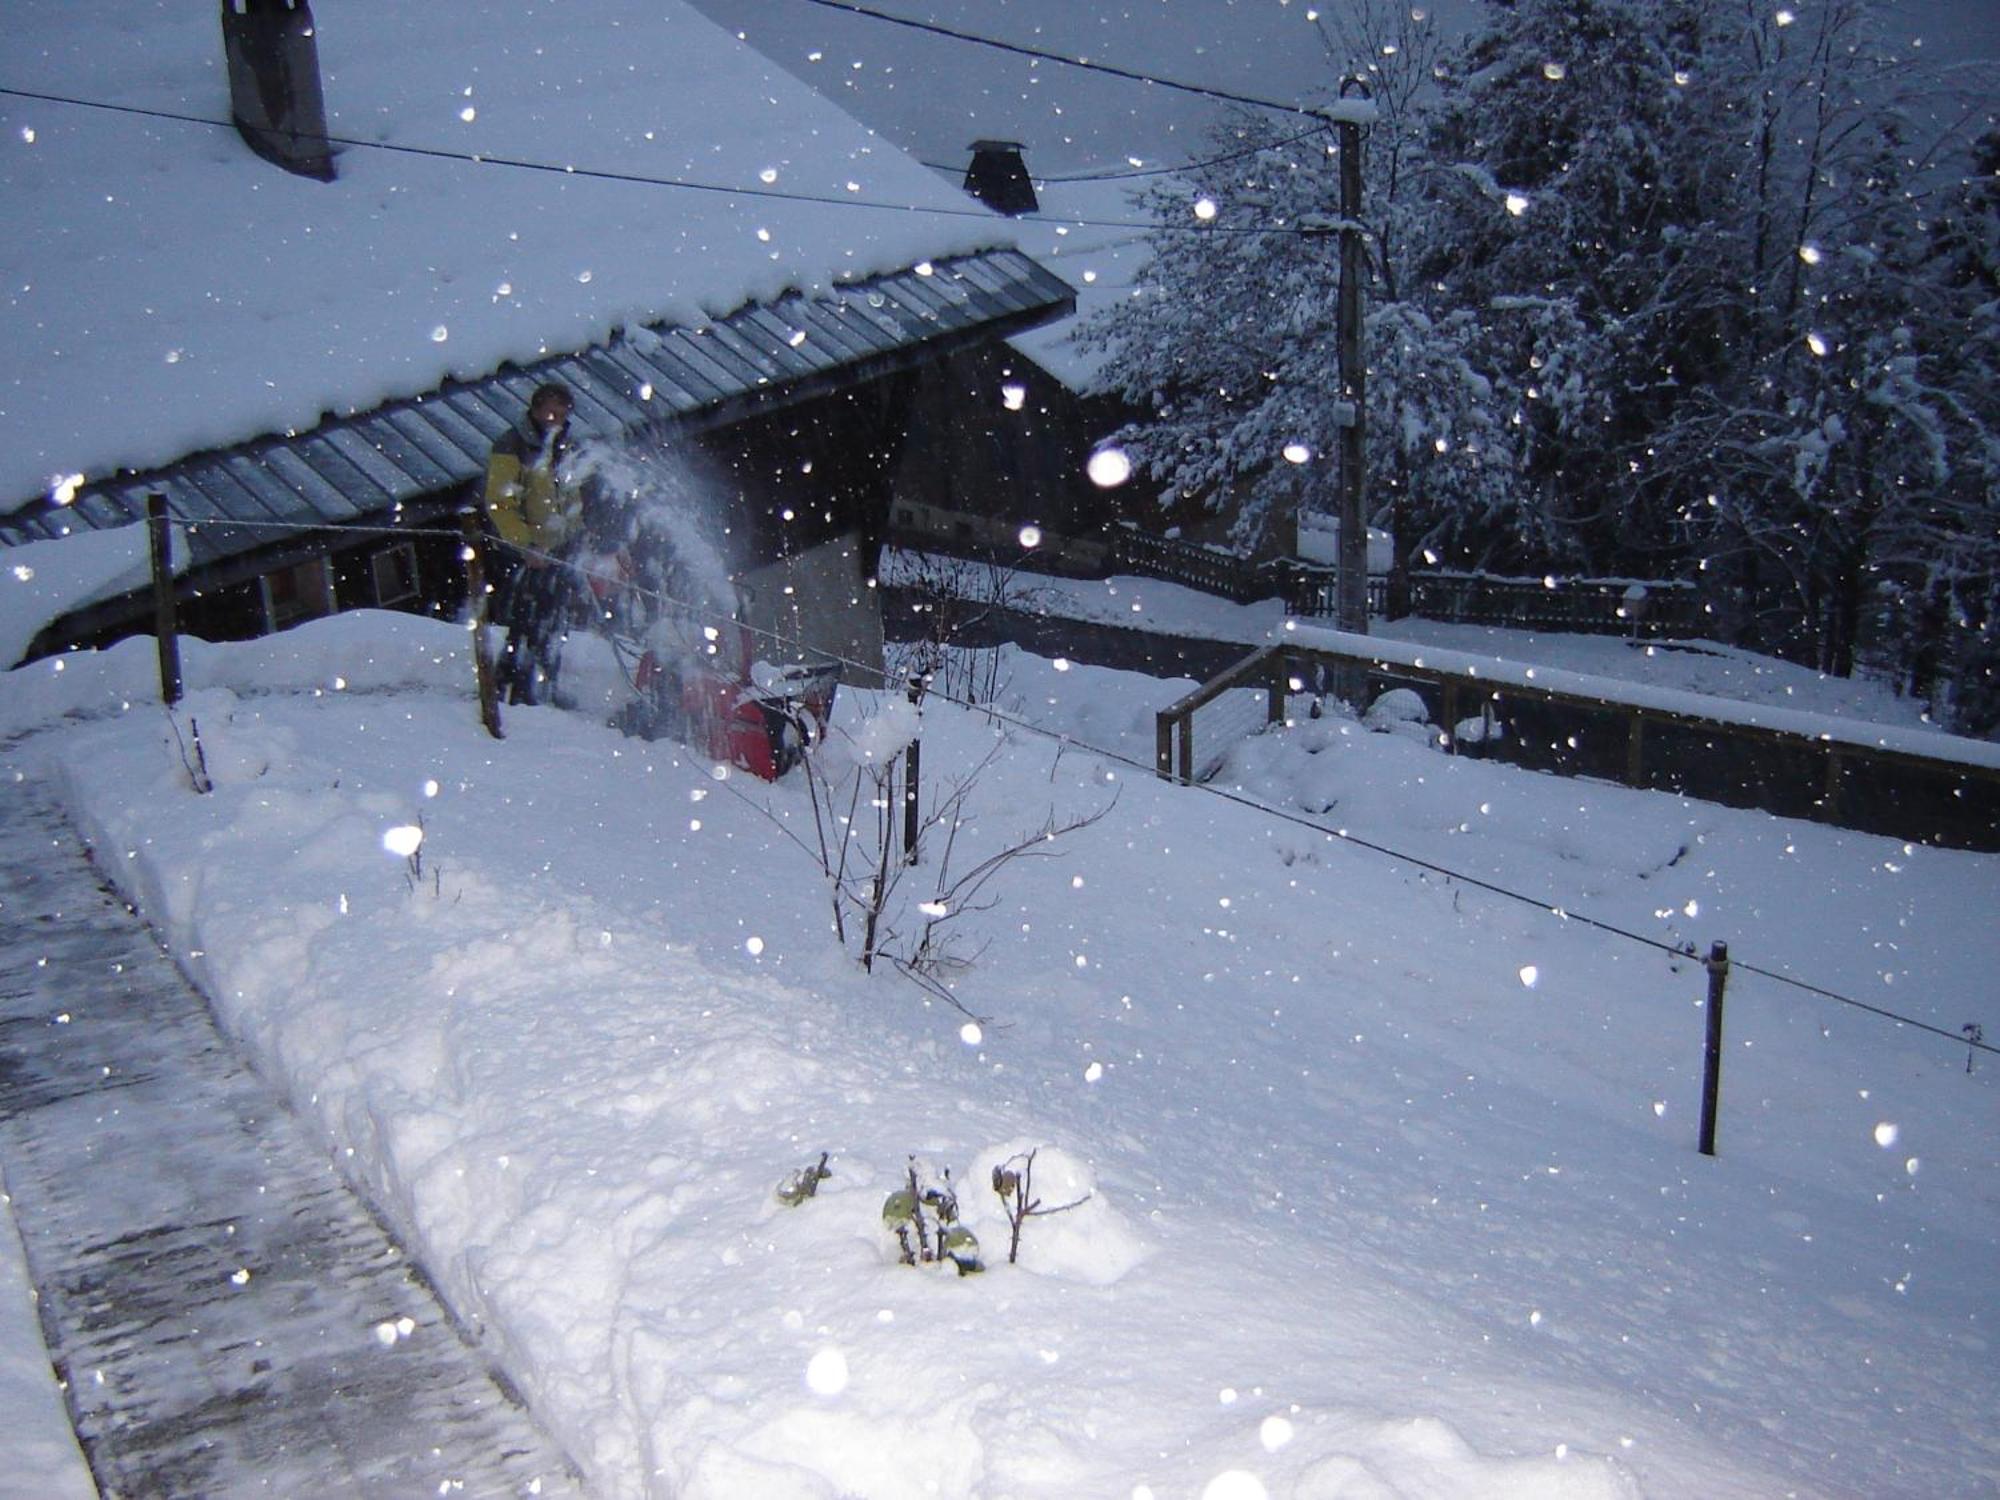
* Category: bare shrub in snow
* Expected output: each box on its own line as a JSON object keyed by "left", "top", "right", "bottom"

{"left": 882, "top": 1159, "right": 981, "bottom": 1275}
{"left": 990, "top": 1147, "right": 1091, "bottom": 1267}
{"left": 168, "top": 713, "right": 213, "bottom": 795}
{"left": 883, "top": 550, "right": 1055, "bottom": 709}
{"left": 743, "top": 696, "right": 1112, "bottom": 1013}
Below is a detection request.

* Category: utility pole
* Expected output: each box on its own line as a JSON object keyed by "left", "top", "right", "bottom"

{"left": 148, "top": 491, "right": 183, "bottom": 707}
{"left": 1333, "top": 79, "right": 1372, "bottom": 639}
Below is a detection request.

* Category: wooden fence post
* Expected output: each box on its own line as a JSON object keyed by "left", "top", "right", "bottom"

{"left": 1821, "top": 749, "right": 1845, "bottom": 823}
{"left": 148, "top": 492, "right": 183, "bottom": 707}
{"left": 1698, "top": 940, "right": 1730, "bottom": 1157}
{"left": 1156, "top": 712, "right": 1174, "bottom": 781}
{"left": 460, "top": 510, "right": 503, "bottom": 739}
{"left": 903, "top": 674, "right": 923, "bottom": 864}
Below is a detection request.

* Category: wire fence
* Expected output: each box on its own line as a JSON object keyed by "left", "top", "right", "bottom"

{"left": 116, "top": 507, "right": 2000, "bottom": 1071}
{"left": 1188, "top": 687, "right": 1271, "bottom": 782}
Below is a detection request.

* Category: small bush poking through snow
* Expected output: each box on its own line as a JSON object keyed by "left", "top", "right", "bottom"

{"left": 990, "top": 1146, "right": 1091, "bottom": 1265}
{"left": 774, "top": 1151, "right": 832, "bottom": 1207}
{"left": 882, "top": 1158, "right": 981, "bottom": 1275}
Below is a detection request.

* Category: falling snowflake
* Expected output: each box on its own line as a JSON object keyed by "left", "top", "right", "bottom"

{"left": 1087, "top": 447, "right": 1133, "bottom": 488}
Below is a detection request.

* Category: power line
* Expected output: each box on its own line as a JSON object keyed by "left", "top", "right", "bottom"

{"left": 0, "top": 84, "right": 1003, "bottom": 220}
{"left": 180, "top": 505, "right": 1990, "bottom": 1060}
{"left": 789, "top": 0, "right": 1324, "bottom": 119}
{"left": 919, "top": 121, "right": 1331, "bottom": 186}
{"left": 1040, "top": 123, "right": 1331, "bottom": 183}
{"left": 0, "top": 84, "right": 1345, "bottom": 240}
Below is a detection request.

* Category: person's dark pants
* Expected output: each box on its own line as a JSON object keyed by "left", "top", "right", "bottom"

{"left": 494, "top": 554, "right": 576, "bottom": 706}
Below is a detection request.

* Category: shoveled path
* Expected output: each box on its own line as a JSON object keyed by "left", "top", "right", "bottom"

{"left": 0, "top": 774, "right": 581, "bottom": 1498}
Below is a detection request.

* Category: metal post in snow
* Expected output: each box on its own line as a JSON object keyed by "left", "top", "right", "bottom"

{"left": 460, "top": 510, "right": 503, "bottom": 740}
{"left": 903, "top": 673, "right": 923, "bottom": 865}
{"left": 1698, "top": 940, "right": 1730, "bottom": 1157}
{"left": 148, "top": 492, "right": 183, "bottom": 707}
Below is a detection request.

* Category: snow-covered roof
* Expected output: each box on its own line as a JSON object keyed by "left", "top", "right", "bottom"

{"left": 1, "top": 1, "right": 1020, "bottom": 510}
{"left": 0, "top": 249, "right": 1073, "bottom": 567}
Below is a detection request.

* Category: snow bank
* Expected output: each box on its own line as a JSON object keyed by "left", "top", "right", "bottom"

{"left": 3, "top": 612, "right": 1994, "bottom": 1498}
{"left": 0, "top": 1189, "right": 95, "bottom": 1500}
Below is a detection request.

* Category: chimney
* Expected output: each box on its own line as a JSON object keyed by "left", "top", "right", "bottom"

{"left": 963, "top": 140, "right": 1038, "bottom": 216}
{"left": 221, "top": 0, "right": 335, "bottom": 181}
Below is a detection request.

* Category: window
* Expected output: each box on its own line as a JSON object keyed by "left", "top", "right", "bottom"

{"left": 370, "top": 542, "right": 420, "bottom": 607}
{"left": 261, "top": 556, "right": 335, "bottom": 629}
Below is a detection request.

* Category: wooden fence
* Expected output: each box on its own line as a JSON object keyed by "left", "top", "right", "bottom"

{"left": 1110, "top": 532, "right": 1395, "bottom": 614}
{"left": 1157, "top": 640, "right": 2000, "bottom": 852}
{"left": 1110, "top": 530, "right": 1694, "bottom": 637}
{"left": 1110, "top": 529, "right": 1274, "bottom": 603}
{"left": 1287, "top": 568, "right": 1702, "bottom": 637}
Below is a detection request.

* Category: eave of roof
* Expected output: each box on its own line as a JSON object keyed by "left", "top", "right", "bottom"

{"left": 1, "top": 249, "right": 1075, "bottom": 571}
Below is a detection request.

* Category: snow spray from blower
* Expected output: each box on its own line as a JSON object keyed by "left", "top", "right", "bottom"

{"left": 568, "top": 438, "right": 741, "bottom": 657}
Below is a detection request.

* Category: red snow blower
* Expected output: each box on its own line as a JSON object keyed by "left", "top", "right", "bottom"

{"left": 593, "top": 561, "right": 838, "bottom": 780}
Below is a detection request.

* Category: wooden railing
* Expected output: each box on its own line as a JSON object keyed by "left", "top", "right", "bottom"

{"left": 1111, "top": 528, "right": 1272, "bottom": 602}
{"left": 1111, "top": 530, "right": 1697, "bottom": 638}
{"left": 1414, "top": 571, "right": 1702, "bottom": 636}
{"left": 1280, "top": 563, "right": 1389, "bottom": 619}
{"left": 1155, "top": 645, "right": 1289, "bottom": 783}
{"left": 1157, "top": 639, "right": 2000, "bottom": 851}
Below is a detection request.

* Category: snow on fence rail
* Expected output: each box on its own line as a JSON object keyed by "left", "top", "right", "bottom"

{"left": 1287, "top": 568, "right": 1701, "bottom": 637}
{"left": 1111, "top": 530, "right": 1398, "bottom": 616}
{"left": 1110, "top": 528, "right": 1692, "bottom": 638}
{"left": 1157, "top": 636, "right": 2000, "bottom": 851}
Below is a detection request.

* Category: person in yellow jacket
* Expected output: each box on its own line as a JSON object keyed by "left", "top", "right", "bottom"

{"left": 483, "top": 382, "right": 587, "bottom": 706}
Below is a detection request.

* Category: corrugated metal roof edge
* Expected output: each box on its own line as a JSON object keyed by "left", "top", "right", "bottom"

{"left": 1, "top": 249, "right": 1076, "bottom": 547}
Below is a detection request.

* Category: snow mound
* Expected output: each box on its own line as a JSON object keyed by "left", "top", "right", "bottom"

{"left": 829, "top": 697, "right": 922, "bottom": 770}
{"left": 1296, "top": 1413, "right": 1642, "bottom": 1498}
{"left": 965, "top": 1141, "right": 1148, "bottom": 1284}
{"left": 1363, "top": 688, "right": 1439, "bottom": 747}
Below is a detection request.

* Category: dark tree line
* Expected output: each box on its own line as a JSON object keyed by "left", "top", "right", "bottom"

{"left": 1083, "top": 0, "right": 1999, "bottom": 733}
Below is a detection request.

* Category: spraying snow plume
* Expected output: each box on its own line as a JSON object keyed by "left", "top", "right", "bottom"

{"left": 568, "top": 437, "right": 738, "bottom": 626}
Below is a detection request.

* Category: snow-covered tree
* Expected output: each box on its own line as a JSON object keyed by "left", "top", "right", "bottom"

{"left": 1079, "top": 124, "right": 1353, "bottom": 557}
{"left": 1083, "top": 0, "right": 1998, "bottom": 727}
{"left": 1419, "top": 0, "right": 1745, "bottom": 570}
{"left": 1655, "top": 3, "right": 1996, "bottom": 694}
{"left": 1080, "top": 2, "right": 1514, "bottom": 565}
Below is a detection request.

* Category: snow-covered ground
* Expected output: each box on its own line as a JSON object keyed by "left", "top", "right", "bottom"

{"left": 0, "top": 1192, "right": 94, "bottom": 1500}
{"left": 2, "top": 609, "right": 1995, "bottom": 1498}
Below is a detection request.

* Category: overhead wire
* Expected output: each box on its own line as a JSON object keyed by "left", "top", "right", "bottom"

{"left": 1038, "top": 124, "right": 1332, "bottom": 183}
{"left": 919, "top": 121, "right": 1330, "bottom": 185}
{"left": 0, "top": 84, "right": 1016, "bottom": 220}
{"left": 788, "top": 0, "right": 1326, "bottom": 118}
{"left": 134, "top": 505, "right": 1993, "bottom": 1061}
{"left": 0, "top": 84, "right": 1343, "bottom": 239}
